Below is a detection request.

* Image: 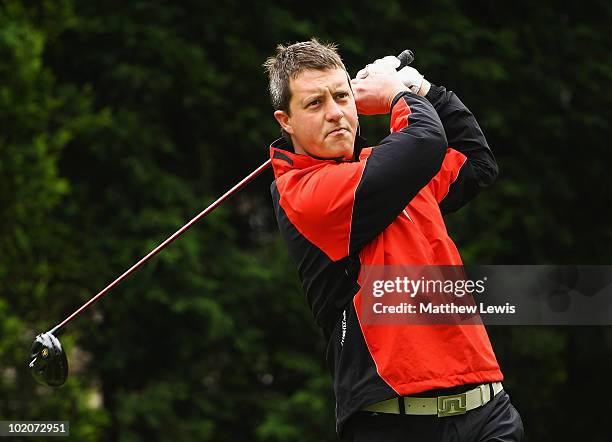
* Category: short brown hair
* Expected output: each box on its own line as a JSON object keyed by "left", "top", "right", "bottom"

{"left": 263, "top": 38, "right": 347, "bottom": 113}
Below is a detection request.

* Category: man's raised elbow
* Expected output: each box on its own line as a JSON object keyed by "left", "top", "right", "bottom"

{"left": 475, "top": 156, "right": 499, "bottom": 187}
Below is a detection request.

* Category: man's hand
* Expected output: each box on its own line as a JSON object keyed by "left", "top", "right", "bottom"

{"left": 397, "top": 66, "right": 426, "bottom": 95}
{"left": 351, "top": 72, "right": 409, "bottom": 115}
{"left": 355, "top": 56, "right": 399, "bottom": 79}
{"left": 356, "top": 56, "right": 430, "bottom": 96}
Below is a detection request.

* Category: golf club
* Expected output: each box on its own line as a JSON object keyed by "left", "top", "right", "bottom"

{"left": 29, "top": 49, "right": 415, "bottom": 388}
{"left": 29, "top": 159, "right": 272, "bottom": 387}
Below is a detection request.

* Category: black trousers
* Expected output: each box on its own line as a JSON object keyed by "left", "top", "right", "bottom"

{"left": 341, "top": 389, "right": 524, "bottom": 442}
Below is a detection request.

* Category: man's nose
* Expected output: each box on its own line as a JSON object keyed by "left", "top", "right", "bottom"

{"left": 325, "top": 101, "right": 343, "bottom": 121}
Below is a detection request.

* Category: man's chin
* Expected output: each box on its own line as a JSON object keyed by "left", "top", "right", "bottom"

{"left": 322, "top": 149, "right": 352, "bottom": 160}
{"left": 325, "top": 142, "right": 354, "bottom": 160}
{"left": 298, "top": 140, "right": 354, "bottom": 160}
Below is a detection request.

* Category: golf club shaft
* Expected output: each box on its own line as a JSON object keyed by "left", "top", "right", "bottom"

{"left": 50, "top": 159, "right": 272, "bottom": 335}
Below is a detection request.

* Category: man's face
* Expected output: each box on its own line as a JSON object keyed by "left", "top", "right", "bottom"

{"left": 274, "top": 68, "right": 358, "bottom": 160}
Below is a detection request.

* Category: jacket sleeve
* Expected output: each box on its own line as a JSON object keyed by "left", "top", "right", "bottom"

{"left": 424, "top": 84, "right": 499, "bottom": 215}
{"left": 348, "top": 92, "right": 447, "bottom": 254}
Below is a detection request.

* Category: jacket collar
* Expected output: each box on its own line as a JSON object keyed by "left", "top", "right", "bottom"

{"left": 268, "top": 135, "right": 368, "bottom": 179}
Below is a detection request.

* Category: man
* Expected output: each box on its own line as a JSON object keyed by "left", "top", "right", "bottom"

{"left": 264, "top": 39, "right": 524, "bottom": 441}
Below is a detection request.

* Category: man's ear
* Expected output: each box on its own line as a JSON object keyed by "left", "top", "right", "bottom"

{"left": 274, "top": 110, "right": 294, "bottom": 135}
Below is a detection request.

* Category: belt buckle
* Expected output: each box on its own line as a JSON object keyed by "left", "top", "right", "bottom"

{"left": 437, "top": 392, "right": 467, "bottom": 417}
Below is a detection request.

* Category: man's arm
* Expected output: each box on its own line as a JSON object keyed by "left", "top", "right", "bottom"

{"left": 424, "top": 84, "right": 499, "bottom": 214}
{"left": 348, "top": 90, "right": 447, "bottom": 254}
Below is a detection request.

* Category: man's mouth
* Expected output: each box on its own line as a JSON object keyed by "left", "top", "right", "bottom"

{"left": 327, "top": 128, "right": 348, "bottom": 136}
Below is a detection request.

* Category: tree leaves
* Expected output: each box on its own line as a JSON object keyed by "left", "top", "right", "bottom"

{"left": 1, "top": 1, "right": 611, "bottom": 440}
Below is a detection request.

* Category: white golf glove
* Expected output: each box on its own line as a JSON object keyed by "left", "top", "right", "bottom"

{"left": 355, "top": 56, "right": 400, "bottom": 77}
{"left": 356, "top": 56, "right": 424, "bottom": 94}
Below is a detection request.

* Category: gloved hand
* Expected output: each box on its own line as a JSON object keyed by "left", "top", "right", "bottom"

{"left": 355, "top": 56, "right": 400, "bottom": 78}
{"left": 356, "top": 56, "right": 425, "bottom": 95}
{"left": 397, "top": 66, "right": 424, "bottom": 95}
{"left": 351, "top": 71, "right": 409, "bottom": 115}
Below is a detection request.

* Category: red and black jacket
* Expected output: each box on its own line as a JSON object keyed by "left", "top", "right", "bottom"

{"left": 270, "top": 85, "right": 503, "bottom": 434}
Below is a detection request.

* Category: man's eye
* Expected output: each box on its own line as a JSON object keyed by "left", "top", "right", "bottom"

{"left": 308, "top": 99, "right": 321, "bottom": 107}
{"left": 336, "top": 92, "right": 349, "bottom": 100}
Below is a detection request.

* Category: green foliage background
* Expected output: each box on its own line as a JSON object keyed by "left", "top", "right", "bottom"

{"left": 1, "top": 1, "right": 611, "bottom": 440}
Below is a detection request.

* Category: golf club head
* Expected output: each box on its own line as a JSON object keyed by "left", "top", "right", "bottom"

{"left": 29, "top": 332, "right": 68, "bottom": 387}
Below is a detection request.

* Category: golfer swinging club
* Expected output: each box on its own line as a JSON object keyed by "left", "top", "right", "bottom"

{"left": 264, "top": 39, "right": 524, "bottom": 441}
